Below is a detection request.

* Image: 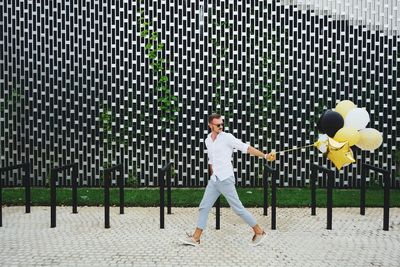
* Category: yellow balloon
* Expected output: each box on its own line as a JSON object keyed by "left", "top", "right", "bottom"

{"left": 327, "top": 139, "right": 356, "bottom": 170}
{"left": 356, "top": 128, "right": 383, "bottom": 151}
{"left": 314, "top": 140, "right": 328, "bottom": 153}
{"left": 328, "top": 137, "right": 346, "bottom": 149}
{"left": 335, "top": 100, "right": 356, "bottom": 118}
{"left": 334, "top": 127, "right": 360, "bottom": 146}
{"left": 342, "top": 149, "right": 355, "bottom": 168}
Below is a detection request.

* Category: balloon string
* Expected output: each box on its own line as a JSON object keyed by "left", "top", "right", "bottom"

{"left": 274, "top": 144, "right": 315, "bottom": 155}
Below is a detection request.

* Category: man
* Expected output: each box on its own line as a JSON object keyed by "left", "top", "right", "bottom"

{"left": 182, "top": 113, "right": 276, "bottom": 247}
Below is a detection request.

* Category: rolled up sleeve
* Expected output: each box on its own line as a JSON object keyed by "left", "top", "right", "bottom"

{"left": 228, "top": 133, "right": 249, "bottom": 153}
{"left": 207, "top": 150, "right": 213, "bottom": 164}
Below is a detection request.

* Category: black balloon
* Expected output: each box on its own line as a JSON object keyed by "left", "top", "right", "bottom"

{"left": 317, "top": 110, "right": 344, "bottom": 137}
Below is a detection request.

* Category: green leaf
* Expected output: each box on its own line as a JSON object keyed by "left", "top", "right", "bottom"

{"left": 140, "top": 30, "right": 148, "bottom": 37}
{"left": 148, "top": 51, "right": 157, "bottom": 59}
{"left": 159, "top": 76, "right": 168, "bottom": 83}
{"left": 150, "top": 32, "right": 158, "bottom": 40}
{"left": 157, "top": 43, "right": 164, "bottom": 50}
{"left": 151, "top": 62, "right": 163, "bottom": 71}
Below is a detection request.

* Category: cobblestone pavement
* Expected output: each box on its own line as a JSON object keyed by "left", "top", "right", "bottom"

{"left": 1, "top": 206, "right": 399, "bottom": 266}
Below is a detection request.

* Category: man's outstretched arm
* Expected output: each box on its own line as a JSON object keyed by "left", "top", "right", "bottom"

{"left": 247, "top": 146, "right": 276, "bottom": 161}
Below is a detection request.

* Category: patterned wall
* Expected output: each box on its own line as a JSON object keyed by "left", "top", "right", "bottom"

{"left": 0, "top": 0, "right": 399, "bottom": 188}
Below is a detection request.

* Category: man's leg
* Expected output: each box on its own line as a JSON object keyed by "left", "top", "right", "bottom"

{"left": 193, "top": 180, "right": 221, "bottom": 240}
{"left": 218, "top": 178, "right": 266, "bottom": 245}
{"left": 218, "top": 178, "right": 262, "bottom": 234}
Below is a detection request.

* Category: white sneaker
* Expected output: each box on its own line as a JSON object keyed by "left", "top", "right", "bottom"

{"left": 181, "top": 233, "right": 200, "bottom": 247}
{"left": 251, "top": 231, "right": 267, "bottom": 246}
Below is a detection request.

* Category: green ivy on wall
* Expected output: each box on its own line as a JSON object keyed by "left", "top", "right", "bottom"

{"left": 99, "top": 105, "right": 115, "bottom": 169}
{"left": 99, "top": 104, "right": 137, "bottom": 186}
{"left": 0, "top": 88, "right": 21, "bottom": 114}
{"left": 138, "top": 8, "right": 179, "bottom": 130}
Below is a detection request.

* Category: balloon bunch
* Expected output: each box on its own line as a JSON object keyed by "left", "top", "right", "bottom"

{"left": 314, "top": 100, "right": 383, "bottom": 170}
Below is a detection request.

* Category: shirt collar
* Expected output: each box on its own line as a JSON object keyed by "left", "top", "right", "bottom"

{"left": 208, "top": 131, "right": 224, "bottom": 140}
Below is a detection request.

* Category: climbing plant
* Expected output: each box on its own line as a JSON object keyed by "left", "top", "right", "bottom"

{"left": 136, "top": 3, "right": 181, "bottom": 179}
{"left": 138, "top": 8, "right": 179, "bottom": 130}
{"left": 99, "top": 105, "right": 113, "bottom": 169}
{"left": 99, "top": 103, "right": 137, "bottom": 186}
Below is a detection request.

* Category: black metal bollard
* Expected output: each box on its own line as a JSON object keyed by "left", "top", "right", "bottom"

{"left": 311, "top": 167, "right": 317, "bottom": 216}
{"left": 263, "top": 164, "right": 278, "bottom": 230}
{"left": 271, "top": 169, "right": 277, "bottom": 230}
{"left": 159, "top": 169, "right": 165, "bottom": 229}
{"left": 167, "top": 169, "right": 172, "bottom": 215}
{"left": 361, "top": 163, "right": 391, "bottom": 231}
{"left": 215, "top": 196, "right": 220, "bottom": 230}
{"left": 0, "top": 162, "right": 32, "bottom": 227}
{"left": 310, "top": 164, "right": 335, "bottom": 230}
{"left": 72, "top": 163, "right": 78, "bottom": 214}
{"left": 50, "top": 169, "right": 57, "bottom": 228}
{"left": 118, "top": 165, "right": 124, "bottom": 215}
{"left": 360, "top": 167, "right": 366, "bottom": 215}
{"left": 383, "top": 172, "right": 390, "bottom": 231}
{"left": 104, "top": 172, "right": 110, "bottom": 229}
{"left": 327, "top": 171, "right": 334, "bottom": 230}
{"left": 262, "top": 167, "right": 268, "bottom": 216}
{"left": 50, "top": 163, "right": 79, "bottom": 228}
{"left": 159, "top": 163, "right": 173, "bottom": 229}
{"left": 23, "top": 163, "right": 31, "bottom": 214}
{"left": 103, "top": 164, "right": 124, "bottom": 228}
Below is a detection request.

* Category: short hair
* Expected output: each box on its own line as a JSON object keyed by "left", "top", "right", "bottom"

{"left": 208, "top": 113, "right": 222, "bottom": 123}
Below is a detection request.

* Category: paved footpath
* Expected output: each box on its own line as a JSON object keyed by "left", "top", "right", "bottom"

{"left": 1, "top": 206, "right": 400, "bottom": 266}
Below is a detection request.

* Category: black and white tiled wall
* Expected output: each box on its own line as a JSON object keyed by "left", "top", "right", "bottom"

{"left": 1, "top": 0, "right": 399, "bottom": 188}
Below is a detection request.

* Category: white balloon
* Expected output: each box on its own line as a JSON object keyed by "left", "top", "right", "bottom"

{"left": 318, "top": 143, "right": 328, "bottom": 153}
{"left": 344, "top": 108, "right": 370, "bottom": 130}
{"left": 314, "top": 134, "right": 329, "bottom": 153}
{"left": 356, "top": 128, "right": 383, "bottom": 151}
{"left": 318, "top": 134, "right": 328, "bottom": 142}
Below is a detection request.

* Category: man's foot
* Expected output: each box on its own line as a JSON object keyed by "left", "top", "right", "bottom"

{"left": 181, "top": 233, "right": 200, "bottom": 247}
{"left": 251, "top": 231, "right": 267, "bottom": 246}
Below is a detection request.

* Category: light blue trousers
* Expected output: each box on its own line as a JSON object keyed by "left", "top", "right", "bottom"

{"left": 197, "top": 176, "right": 257, "bottom": 230}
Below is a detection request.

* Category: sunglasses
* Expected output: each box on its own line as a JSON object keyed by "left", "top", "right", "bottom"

{"left": 213, "top": 123, "right": 224, "bottom": 128}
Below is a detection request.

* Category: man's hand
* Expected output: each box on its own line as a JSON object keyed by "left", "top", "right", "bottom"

{"left": 264, "top": 151, "right": 276, "bottom": 161}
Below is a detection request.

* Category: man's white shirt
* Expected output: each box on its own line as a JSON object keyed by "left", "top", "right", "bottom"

{"left": 205, "top": 131, "right": 249, "bottom": 182}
